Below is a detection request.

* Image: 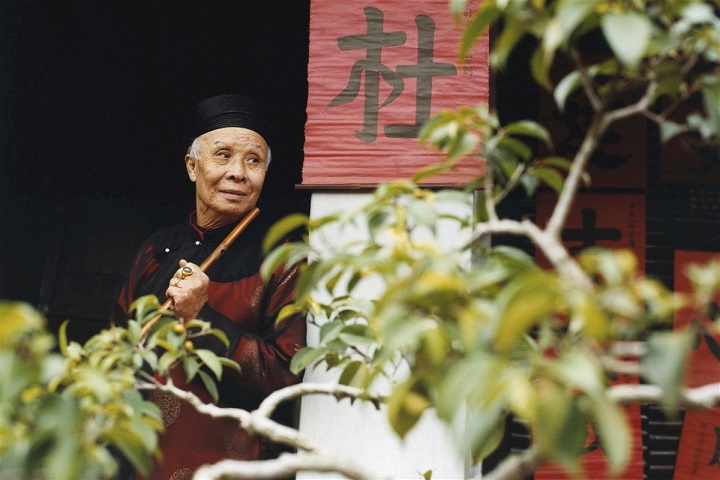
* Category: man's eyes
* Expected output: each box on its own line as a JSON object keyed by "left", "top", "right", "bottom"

{"left": 211, "top": 152, "right": 263, "bottom": 164}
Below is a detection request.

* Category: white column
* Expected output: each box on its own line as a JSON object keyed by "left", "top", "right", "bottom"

{"left": 297, "top": 192, "right": 479, "bottom": 480}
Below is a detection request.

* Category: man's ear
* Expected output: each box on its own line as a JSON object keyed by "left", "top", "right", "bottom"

{"left": 185, "top": 154, "right": 197, "bottom": 182}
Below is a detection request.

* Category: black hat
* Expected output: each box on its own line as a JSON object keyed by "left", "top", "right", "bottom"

{"left": 190, "top": 94, "right": 272, "bottom": 146}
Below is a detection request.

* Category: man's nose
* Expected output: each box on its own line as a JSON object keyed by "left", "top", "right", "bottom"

{"left": 226, "top": 158, "right": 247, "bottom": 180}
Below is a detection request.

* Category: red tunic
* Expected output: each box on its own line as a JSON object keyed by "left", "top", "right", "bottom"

{"left": 112, "top": 212, "right": 306, "bottom": 479}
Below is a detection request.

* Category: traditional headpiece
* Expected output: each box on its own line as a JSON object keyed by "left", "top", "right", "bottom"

{"left": 190, "top": 94, "right": 272, "bottom": 146}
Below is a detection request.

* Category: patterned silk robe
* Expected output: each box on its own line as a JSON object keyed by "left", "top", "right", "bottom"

{"left": 112, "top": 212, "right": 306, "bottom": 479}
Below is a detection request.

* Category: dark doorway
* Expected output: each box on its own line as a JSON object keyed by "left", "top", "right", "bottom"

{"left": 0, "top": 0, "right": 311, "bottom": 340}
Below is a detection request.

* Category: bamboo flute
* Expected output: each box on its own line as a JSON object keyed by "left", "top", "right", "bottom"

{"left": 139, "top": 206, "right": 261, "bottom": 339}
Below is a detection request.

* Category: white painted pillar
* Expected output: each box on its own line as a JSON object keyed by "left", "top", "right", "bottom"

{"left": 297, "top": 192, "right": 480, "bottom": 480}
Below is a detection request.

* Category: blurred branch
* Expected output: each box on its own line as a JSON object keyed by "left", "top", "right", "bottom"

{"left": 610, "top": 382, "right": 720, "bottom": 409}
{"left": 154, "top": 381, "right": 382, "bottom": 480}
{"left": 193, "top": 452, "right": 386, "bottom": 480}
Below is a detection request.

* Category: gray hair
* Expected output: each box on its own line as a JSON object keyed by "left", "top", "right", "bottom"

{"left": 186, "top": 137, "right": 272, "bottom": 169}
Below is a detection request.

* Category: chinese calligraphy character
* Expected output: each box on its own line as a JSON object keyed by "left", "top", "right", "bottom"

{"left": 553, "top": 101, "right": 632, "bottom": 169}
{"left": 330, "top": 6, "right": 457, "bottom": 142}
{"left": 562, "top": 208, "right": 622, "bottom": 255}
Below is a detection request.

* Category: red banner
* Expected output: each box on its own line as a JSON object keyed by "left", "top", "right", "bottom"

{"left": 673, "top": 250, "right": 720, "bottom": 479}
{"left": 534, "top": 192, "right": 646, "bottom": 479}
{"left": 302, "top": 0, "right": 489, "bottom": 187}
{"left": 535, "top": 193, "right": 646, "bottom": 270}
{"left": 539, "top": 55, "right": 647, "bottom": 190}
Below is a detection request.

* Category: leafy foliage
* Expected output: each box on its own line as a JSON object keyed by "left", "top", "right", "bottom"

{"left": 261, "top": 0, "right": 720, "bottom": 476}
{"left": 266, "top": 185, "right": 701, "bottom": 472}
{"left": 0, "top": 297, "right": 237, "bottom": 479}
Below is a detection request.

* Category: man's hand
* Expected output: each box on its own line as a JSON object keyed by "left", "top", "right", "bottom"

{"left": 166, "top": 259, "right": 209, "bottom": 321}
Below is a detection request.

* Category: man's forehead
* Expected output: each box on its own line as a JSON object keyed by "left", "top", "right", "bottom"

{"left": 201, "top": 127, "right": 268, "bottom": 149}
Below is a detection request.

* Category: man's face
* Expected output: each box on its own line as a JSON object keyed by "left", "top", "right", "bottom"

{"left": 185, "top": 127, "right": 268, "bottom": 229}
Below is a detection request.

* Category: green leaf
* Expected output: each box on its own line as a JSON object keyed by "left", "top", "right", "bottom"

{"left": 129, "top": 295, "right": 161, "bottom": 325}
{"left": 532, "top": 167, "right": 565, "bottom": 194}
{"left": 447, "top": 131, "right": 481, "bottom": 162}
{"left": 320, "top": 320, "right": 344, "bottom": 343}
{"left": 387, "top": 377, "right": 426, "bottom": 438}
{"left": 290, "top": 346, "right": 328, "bottom": 374}
{"left": 435, "top": 351, "right": 495, "bottom": 421}
{"left": 275, "top": 303, "right": 303, "bottom": 325}
{"left": 538, "top": 16, "right": 565, "bottom": 87}
{"left": 551, "top": 348, "right": 605, "bottom": 397}
{"left": 474, "top": 190, "right": 489, "bottom": 222}
{"left": 198, "top": 370, "right": 219, "bottom": 403}
{"left": 554, "top": 70, "right": 582, "bottom": 112}
{"left": 535, "top": 381, "right": 587, "bottom": 470}
{"left": 263, "top": 213, "right": 309, "bottom": 254}
{"left": 497, "top": 136, "right": 533, "bottom": 163}
{"left": 218, "top": 357, "right": 241, "bottom": 373}
{"left": 555, "top": 0, "right": 599, "bottom": 40}
{"left": 260, "top": 242, "right": 309, "bottom": 282}
{"left": 640, "top": 328, "right": 695, "bottom": 413}
{"left": 504, "top": 120, "right": 551, "bottom": 145}
{"left": 157, "top": 351, "right": 176, "bottom": 374}
{"left": 103, "top": 425, "right": 154, "bottom": 477}
{"left": 338, "top": 360, "right": 371, "bottom": 387}
{"left": 409, "top": 200, "right": 438, "bottom": 230}
{"left": 659, "top": 120, "right": 687, "bottom": 142}
{"left": 491, "top": 18, "right": 525, "bottom": 70}
{"left": 494, "top": 273, "right": 558, "bottom": 351}
{"left": 702, "top": 79, "right": 720, "bottom": 141}
{"left": 460, "top": 4, "right": 500, "bottom": 59}
{"left": 195, "top": 349, "right": 223, "bottom": 379}
{"left": 520, "top": 174, "right": 540, "bottom": 196}
{"left": 183, "top": 356, "right": 200, "bottom": 382}
{"left": 531, "top": 39, "right": 553, "bottom": 91}
{"left": 435, "top": 188, "right": 472, "bottom": 204}
{"left": 590, "top": 398, "right": 631, "bottom": 472}
{"left": 206, "top": 328, "right": 230, "bottom": 348}
{"left": 569, "top": 292, "right": 611, "bottom": 340}
{"left": 538, "top": 155, "right": 572, "bottom": 171}
{"left": 450, "top": 0, "right": 468, "bottom": 22}
{"left": 338, "top": 324, "right": 375, "bottom": 348}
{"left": 463, "top": 400, "right": 507, "bottom": 463}
{"left": 601, "top": 13, "right": 651, "bottom": 71}
{"left": 58, "top": 320, "right": 70, "bottom": 357}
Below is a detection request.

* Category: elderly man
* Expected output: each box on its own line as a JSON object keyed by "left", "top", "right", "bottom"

{"left": 111, "top": 94, "right": 306, "bottom": 479}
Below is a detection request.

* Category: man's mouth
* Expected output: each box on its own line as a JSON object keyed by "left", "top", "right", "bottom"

{"left": 220, "top": 190, "right": 247, "bottom": 197}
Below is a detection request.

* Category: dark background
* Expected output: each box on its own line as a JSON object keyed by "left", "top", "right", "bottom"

{"left": 0, "top": 0, "right": 312, "bottom": 339}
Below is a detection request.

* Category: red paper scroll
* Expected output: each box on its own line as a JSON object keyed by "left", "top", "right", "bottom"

{"left": 538, "top": 54, "right": 647, "bottom": 190}
{"left": 673, "top": 250, "right": 720, "bottom": 479}
{"left": 534, "top": 192, "right": 646, "bottom": 479}
{"left": 535, "top": 192, "right": 647, "bottom": 270}
{"left": 303, "top": 0, "right": 489, "bottom": 187}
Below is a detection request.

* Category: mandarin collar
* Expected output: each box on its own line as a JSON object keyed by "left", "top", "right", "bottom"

{"left": 187, "top": 211, "right": 243, "bottom": 245}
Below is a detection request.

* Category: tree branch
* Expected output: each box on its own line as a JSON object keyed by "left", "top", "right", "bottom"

{"left": 193, "top": 451, "right": 385, "bottom": 480}
{"left": 255, "top": 382, "right": 384, "bottom": 419}
{"left": 602, "top": 81, "right": 658, "bottom": 127}
{"left": 572, "top": 50, "right": 603, "bottom": 112}
{"left": 522, "top": 219, "right": 594, "bottom": 290}
{"left": 152, "top": 381, "right": 383, "bottom": 480}
{"left": 485, "top": 382, "right": 720, "bottom": 480}
{"left": 545, "top": 111, "right": 604, "bottom": 239}
{"left": 609, "top": 382, "right": 720, "bottom": 409}
{"left": 484, "top": 446, "right": 545, "bottom": 480}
